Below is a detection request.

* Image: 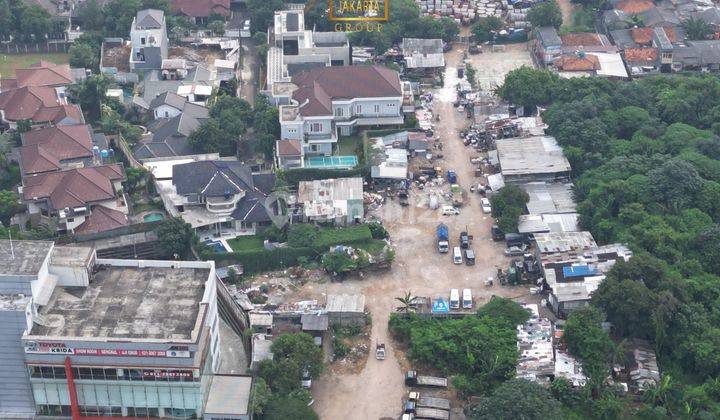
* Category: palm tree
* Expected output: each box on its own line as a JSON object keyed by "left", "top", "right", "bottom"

{"left": 395, "top": 291, "right": 416, "bottom": 313}
{"left": 643, "top": 375, "right": 674, "bottom": 413}
{"left": 684, "top": 17, "right": 712, "bottom": 41}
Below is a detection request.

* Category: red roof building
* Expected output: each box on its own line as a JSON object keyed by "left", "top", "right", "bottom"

{"left": 19, "top": 124, "right": 94, "bottom": 175}
{"left": 0, "top": 86, "right": 84, "bottom": 125}
{"left": 171, "top": 0, "right": 230, "bottom": 19}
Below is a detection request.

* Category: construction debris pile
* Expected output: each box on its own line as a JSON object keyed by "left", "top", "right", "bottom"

{"left": 417, "top": 0, "right": 505, "bottom": 24}
{"left": 516, "top": 304, "right": 554, "bottom": 384}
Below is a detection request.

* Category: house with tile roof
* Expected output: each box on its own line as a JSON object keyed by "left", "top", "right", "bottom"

{"left": 134, "top": 101, "right": 209, "bottom": 160}
{"left": 171, "top": 0, "right": 230, "bottom": 25}
{"left": 0, "top": 61, "right": 75, "bottom": 89}
{"left": 21, "top": 164, "right": 127, "bottom": 234}
{"left": 0, "top": 86, "right": 84, "bottom": 129}
{"left": 276, "top": 65, "right": 403, "bottom": 167}
{"left": 156, "top": 160, "right": 277, "bottom": 238}
{"left": 18, "top": 124, "right": 97, "bottom": 175}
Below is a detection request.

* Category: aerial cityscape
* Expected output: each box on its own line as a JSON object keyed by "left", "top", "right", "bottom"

{"left": 0, "top": 0, "right": 719, "bottom": 419}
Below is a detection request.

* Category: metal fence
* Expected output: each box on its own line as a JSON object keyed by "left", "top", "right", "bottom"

{"left": 0, "top": 42, "right": 71, "bottom": 54}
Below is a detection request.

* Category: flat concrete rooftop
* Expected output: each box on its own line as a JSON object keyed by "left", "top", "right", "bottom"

{"left": 496, "top": 136, "right": 571, "bottom": 176}
{"left": 0, "top": 240, "right": 53, "bottom": 276}
{"left": 32, "top": 265, "right": 209, "bottom": 340}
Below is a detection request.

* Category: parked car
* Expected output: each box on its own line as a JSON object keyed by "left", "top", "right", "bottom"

{"left": 301, "top": 368, "right": 312, "bottom": 388}
{"left": 481, "top": 197, "right": 492, "bottom": 213}
{"left": 441, "top": 205, "right": 460, "bottom": 216}
{"left": 452, "top": 247, "right": 463, "bottom": 264}
{"left": 505, "top": 245, "right": 527, "bottom": 256}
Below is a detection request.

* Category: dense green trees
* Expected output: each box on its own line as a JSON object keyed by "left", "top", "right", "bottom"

{"left": 489, "top": 184, "right": 529, "bottom": 233}
{"left": 0, "top": 1, "right": 54, "bottom": 41}
{"left": 517, "top": 70, "right": 720, "bottom": 414}
{"left": 471, "top": 16, "right": 503, "bottom": 43}
{"left": 465, "top": 378, "right": 563, "bottom": 419}
{"left": 389, "top": 298, "right": 529, "bottom": 396}
{"left": 69, "top": 74, "right": 113, "bottom": 122}
{"left": 155, "top": 217, "right": 195, "bottom": 258}
{"left": 527, "top": 0, "right": 563, "bottom": 29}
{"left": 683, "top": 17, "right": 712, "bottom": 41}
{"left": 497, "top": 66, "right": 560, "bottom": 108}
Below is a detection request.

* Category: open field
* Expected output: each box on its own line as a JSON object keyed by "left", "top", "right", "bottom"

{"left": 0, "top": 53, "right": 69, "bottom": 77}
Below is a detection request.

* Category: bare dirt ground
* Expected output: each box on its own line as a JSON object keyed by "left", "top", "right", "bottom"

{"left": 557, "top": 0, "right": 576, "bottom": 27}
{"left": 464, "top": 43, "right": 535, "bottom": 91}
{"left": 297, "top": 43, "right": 538, "bottom": 420}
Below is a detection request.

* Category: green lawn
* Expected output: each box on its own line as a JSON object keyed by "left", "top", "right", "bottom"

{"left": 336, "top": 135, "right": 362, "bottom": 155}
{"left": 355, "top": 239, "right": 388, "bottom": 255}
{"left": 227, "top": 235, "right": 265, "bottom": 252}
{"left": 0, "top": 53, "right": 70, "bottom": 78}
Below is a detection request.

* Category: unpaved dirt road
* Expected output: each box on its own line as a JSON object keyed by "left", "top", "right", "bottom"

{"left": 557, "top": 0, "right": 576, "bottom": 27}
{"left": 309, "top": 44, "right": 537, "bottom": 420}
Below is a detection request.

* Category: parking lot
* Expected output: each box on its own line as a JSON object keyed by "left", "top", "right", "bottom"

{"left": 301, "top": 43, "right": 539, "bottom": 420}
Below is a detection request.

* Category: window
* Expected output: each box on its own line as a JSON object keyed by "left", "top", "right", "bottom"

{"left": 355, "top": 105, "right": 361, "bottom": 114}
{"left": 374, "top": 104, "right": 380, "bottom": 113}
{"left": 164, "top": 111, "right": 169, "bottom": 117}
{"left": 140, "top": 37, "right": 146, "bottom": 45}
{"left": 310, "top": 123, "right": 322, "bottom": 132}
{"left": 66, "top": 217, "right": 74, "bottom": 223}
{"left": 310, "top": 144, "right": 318, "bottom": 152}
{"left": 334, "top": 107, "right": 344, "bottom": 116}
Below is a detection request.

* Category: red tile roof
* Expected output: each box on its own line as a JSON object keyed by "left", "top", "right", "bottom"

{"left": 624, "top": 47, "right": 659, "bottom": 64}
{"left": 74, "top": 205, "right": 129, "bottom": 234}
{"left": 171, "top": 0, "right": 230, "bottom": 17}
{"left": 560, "top": 33, "right": 605, "bottom": 47}
{"left": 291, "top": 66, "right": 402, "bottom": 117}
{"left": 22, "top": 164, "right": 125, "bottom": 211}
{"left": 19, "top": 124, "right": 94, "bottom": 174}
{"left": 616, "top": 0, "right": 655, "bottom": 14}
{"left": 556, "top": 54, "right": 600, "bottom": 71}
{"left": 15, "top": 61, "right": 73, "bottom": 87}
{"left": 276, "top": 139, "right": 302, "bottom": 156}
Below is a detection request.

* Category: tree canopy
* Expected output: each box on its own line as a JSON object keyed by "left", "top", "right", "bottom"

{"left": 527, "top": 0, "right": 563, "bottom": 29}
{"left": 489, "top": 185, "right": 529, "bottom": 233}
{"left": 465, "top": 378, "right": 563, "bottom": 419}
{"left": 154, "top": 217, "right": 195, "bottom": 259}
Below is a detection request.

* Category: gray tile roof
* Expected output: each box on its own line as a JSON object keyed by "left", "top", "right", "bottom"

{"left": 149, "top": 91, "right": 187, "bottom": 110}
{"left": 136, "top": 9, "right": 164, "bottom": 29}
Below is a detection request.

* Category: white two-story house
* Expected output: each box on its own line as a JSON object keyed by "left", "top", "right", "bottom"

{"left": 276, "top": 65, "right": 404, "bottom": 168}
{"left": 129, "top": 9, "right": 168, "bottom": 72}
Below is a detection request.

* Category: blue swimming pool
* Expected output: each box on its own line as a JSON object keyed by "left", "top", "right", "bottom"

{"left": 305, "top": 155, "right": 358, "bottom": 169}
{"left": 143, "top": 212, "right": 165, "bottom": 222}
{"left": 203, "top": 240, "right": 226, "bottom": 253}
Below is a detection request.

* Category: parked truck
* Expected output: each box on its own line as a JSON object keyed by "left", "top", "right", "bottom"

{"left": 409, "top": 407, "right": 450, "bottom": 420}
{"left": 436, "top": 224, "right": 449, "bottom": 253}
{"left": 447, "top": 170, "right": 457, "bottom": 184}
{"left": 405, "top": 370, "right": 448, "bottom": 388}
{"left": 408, "top": 392, "right": 451, "bottom": 410}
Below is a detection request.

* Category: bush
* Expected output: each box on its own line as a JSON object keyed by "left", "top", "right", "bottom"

{"left": 262, "top": 225, "right": 287, "bottom": 242}
{"left": 333, "top": 337, "right": 349, "bottom": 358}
{"left": 279, "top": 166, "right": 369, "bottom": 187}
{"left": 322, "top": 251, "right": 357, "bottom": 274}
{"left": 368, "top": 222, "right": 389, "bottom": 239}
{"left": 216, "top": 247, "right": 317, "bottom": 274}
{"left": 288, "top": 224, "right": 318, "bottom": 248}
{"left": 315, "top": 225, "right": 373, "bottom": 249}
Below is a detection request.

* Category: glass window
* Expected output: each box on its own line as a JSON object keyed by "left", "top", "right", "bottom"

{"left": 29, "top": 366, "right": 42, "bottom": 378}
{"left": 129, "top": 369, "right": 143, "bottom": 381}
{"left": 104, "top": 368, "right": 118, "bottom": 380}
{"left": 78, "top": 368, "right": 92, "bottom": 380}
{"left": 91, "top": 368, "right": 105, "bottom": 380}
{"left": 40, "top": 366, "right": 54, "bottom": 379}
{"left": 53, "top": 366, "right": 66, "bottom": 379}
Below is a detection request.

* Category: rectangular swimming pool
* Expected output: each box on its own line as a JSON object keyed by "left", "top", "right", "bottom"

{"left": 305, "top": 155, "right": 358, "bottom": 169}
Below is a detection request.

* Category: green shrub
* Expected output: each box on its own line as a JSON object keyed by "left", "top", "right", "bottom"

{"left": 215, "top": 247, "right": 317, "bottom": 274}
{"left": 322, "top": 251, "right": 357, "bottom": 274}
{"left": 333, "top": 337, "right": 349, "bottom": 358}
{"left": 315, "top": 225, "right": 373, "bottom": 250}
{"left": 288, "top": 224, "right": 318, "bottom": 248}
{"left": 368, "top": 222, "right": 389, "bottom": 239}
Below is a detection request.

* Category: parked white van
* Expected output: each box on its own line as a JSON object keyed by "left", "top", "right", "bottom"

{"left": 452, "top": 246, "right": 462, "bottom": 264}
{"left": 442, "top": 205, "right": 460, "bottom": 215}
{"left": 450, "top": 288, "right": 460, "bottom": 309}
{"left": 462, "top": 288, "right": 473, "bottom": 309}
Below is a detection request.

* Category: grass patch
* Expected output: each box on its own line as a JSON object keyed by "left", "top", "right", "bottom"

{"left": 355, "top": 239, "right": 389, "bottom": 255}
{"left": 0, "top": 53, "right": 69, "bottom": 78}
{"left": 132, "top": 201, "right": 164, "bottom": 214}
{"left": 227, "top": 235, "right": 265, "bottom": 252}
{"left": 336, "top": 135, "right": 362, "bottom": 155}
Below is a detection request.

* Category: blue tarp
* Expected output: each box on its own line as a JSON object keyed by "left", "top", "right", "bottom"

{"left": 563, "top": 265, "right": 597, "bottom": 278}
{"left": 432, "top": 298, "right": 449, "bottom": 313}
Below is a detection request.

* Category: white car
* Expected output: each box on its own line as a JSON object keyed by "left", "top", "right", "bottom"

{"left": 441, "top": 205, "right": 460, "bottom": 215}
{"left": 481, "top": 198, "right": 492, "bottom": 213}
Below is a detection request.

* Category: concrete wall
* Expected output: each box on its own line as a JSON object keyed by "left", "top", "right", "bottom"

{"left": 0, "top": 308, "right": 36, "bottom": 417}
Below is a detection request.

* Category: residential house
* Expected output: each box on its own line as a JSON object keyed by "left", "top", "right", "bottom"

{"left": 156, "top": 160, "right": 277, "bottom": 238}
{"left": 134, "top": 101, "right": 209, "bottom": 160}
{"left": 296, "top": 177, "right": 364, "bottom": 225}
{"left": 266, "top": 9, "right": 350, "bottom": 99}
{"left": 276, "top": 66, "right": 403, "bottom": 164}
{"left": 21, "top": 164, "right": 127, "bottom": 234}
{"left": 401, "top": 38, "right": 445, "bottom": 74}
{"left": 534, "top": 27, "right": 563, "bottom": 65}
{"left": 0, "top": 61, "right": 75, "bottom": 90}
{"left": 129, "top": 9, "right": 168, "bottom": 72}
{"left": 369, "top": 137, "right": 408, "bottom": 181}
{"left": 672, "top": 40, "right": 720, "bottom": 72}
{"left": 149, "top": 91, "right": 188, "bottom": 119}
{"left": 171, "top": 0, "right": 230, "bottom": 25}
{"left": 0, "top": 86, "right": 84, "bottom": 129}
{"left": 133, "top": 63, "right": 217, "bottom": 110}
{"left": 18, "top": 124, "right": 97, "bottom": 175}
{"left": 275, "top": 138, "right": 303, "bottom": 169}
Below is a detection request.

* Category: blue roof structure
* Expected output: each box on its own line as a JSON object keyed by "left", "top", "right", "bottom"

{"left": 563, "top": 265, "right": 597, "bottom": 278}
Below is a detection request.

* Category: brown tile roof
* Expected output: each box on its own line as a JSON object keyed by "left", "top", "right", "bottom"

{"left": 19, "top": 125, "right": 94, "bottom": 175}
{"left": 0, "top": 78, "right": 18, "bottom": 89}
{"left": 22, "top": 164, "right": 125, "bottom": 210}
{"left": 556, "top": 54, "right": 601, "bottom": 71}
{"left": 616, "top": 0, "right": 655, "bottom": 14}
{"left": 624, "top": 47, "right": 659, "bottom": 64}
{"left": 276, "top": 139, "right": 302, "bottom": 156}
{"left": 15, "top": 61, "right": 73, "bottom": 87}
{"left": 74, "top": 205, "right": 129, "bottom": 234}
{"left": 291, "top": 66, "right": 402, "bottom": 117}
{"left": 0, "top": 86, "right": 61, "bottom": 121}
{"left": 560, "top": 33, "right": 605, "bottom": 47}
{"left": 630, "top": 27, "right": 676, "bottom": 45}
{"left": 171, "top": 0, "right": 230, "bottom": 17}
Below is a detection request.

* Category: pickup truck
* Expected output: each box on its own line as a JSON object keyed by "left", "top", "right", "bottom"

{"left": 405, "top": 370, "right": 448, "bottom": 388}
{"left": 408, "top": 392, "right": 451, "bottom": 411}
